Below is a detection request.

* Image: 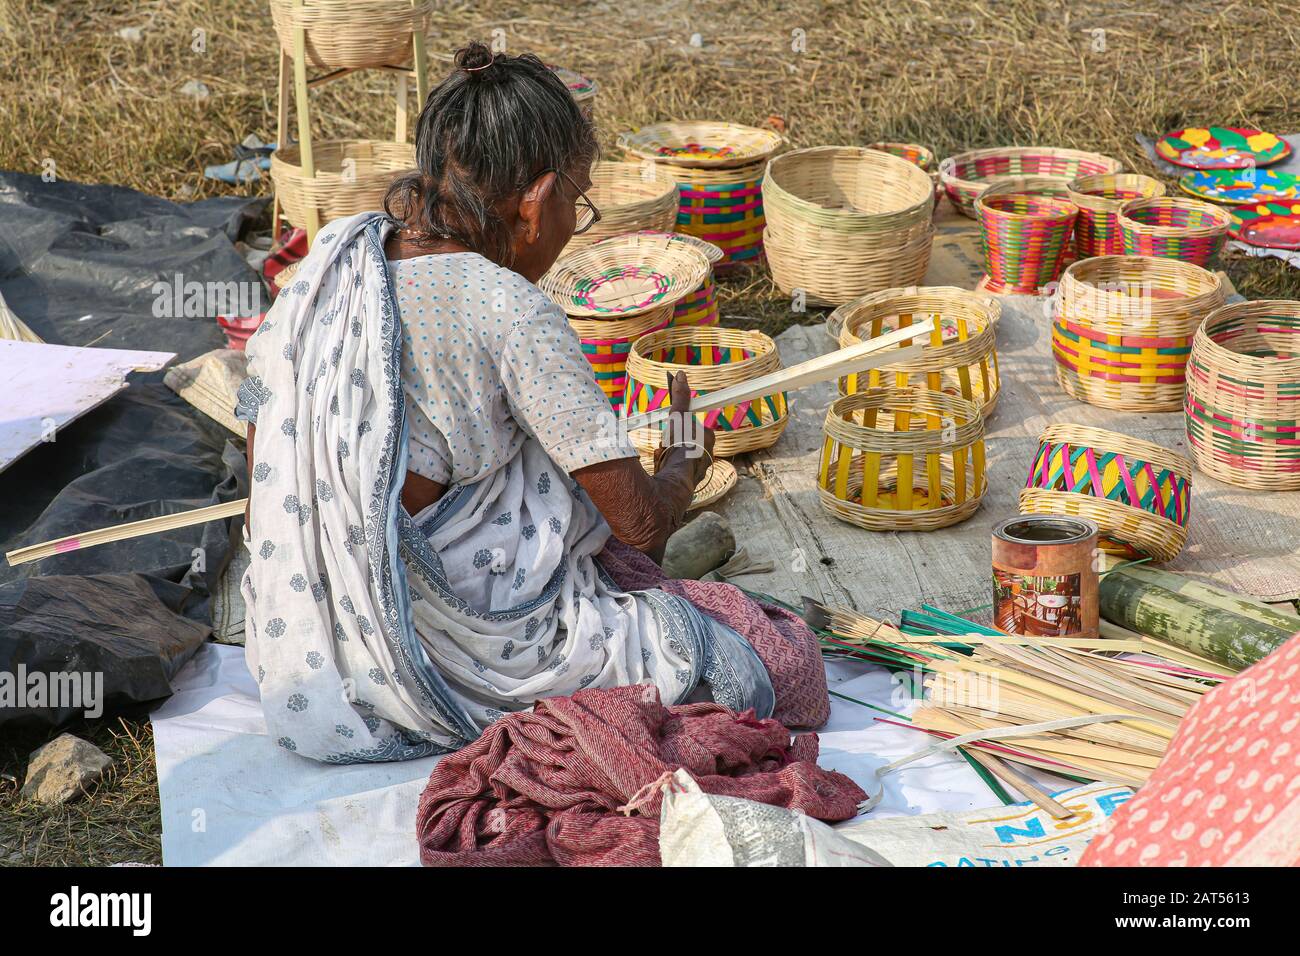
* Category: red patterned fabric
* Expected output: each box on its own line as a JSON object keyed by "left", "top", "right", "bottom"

{"left": 416, "top": 684, "right": 864, "bottom": 866}
{"left": 598, "top": 539, "right": 830, "bottom": 728}
{"left": 1080, "top": 633, "right": 1300, "bottom": 867}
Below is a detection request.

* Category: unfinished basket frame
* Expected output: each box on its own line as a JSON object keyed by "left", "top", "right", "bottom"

{"left": 763, "top": 146, "right": 935, "bottom": 306}
{"left": 1185, "top": 299, "right": 1300, "bottom": 491}
{"left": 975, "top": 178, "right": 1079, "bottom": 294}
{"left": 562, "top": 162, "right": 680, "bottom": 252}
{"left": 939, "top": 146, "right": 1122, "bottom": 218}
{"left": 540, "top": 238, "right": 709, "bottom": 319}
{"left": 1118, "top": 197, "right": 1232, "bottom": 267}
{"left": 1052, "top": 256, "right": 1226, "bottom": 412}
{"left": 1020, "top": 423, "right": 1192, "bottom": 562}
{"left": 819, "top": 387, "right": 986, "bottom": 531}
{"left": 624, "top": 326, "right": 788, "bottom": 457}
{"left": 569, "top": 305, "right": 673, "bottom": 411}
{"left": 1067, "top": 173, "right": 1167, "bottom": 258}
{"left": 833, "top": 286, "right": 1003, "bottom": 418}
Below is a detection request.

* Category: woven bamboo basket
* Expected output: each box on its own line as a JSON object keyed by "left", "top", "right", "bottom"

{"left": 539, "top": 237, "right": 709, "bottom": 319}
{"left": 975, "top": 178, "right": 1078, "bottom": 294}
{"left": 597, "top": 231, "right": 724, "bottom": 328}
{"left": 818, "top": 387, "right": 986, "bottom": 531}
{"left": 561, "top": 162, "right": 680, "bottom": 253}
{"left": 939, "top": 146, "right": 1122, "bottom": 218}
{"left": 269, "top": 0, "right": 433, "bottom": 70}
{"left": 624, "top": 326, "right": 788, "bottom": 457}
{"left": 1067, "top": 174, "right": 1167, "bottom": 258}
{"left": 639, "top": 454, "right": 738, "bottom": 510}
{"left": 550, "top": 65, "right": 597, "bottom": 120}
{"left": 1118, "top": 197, "right": 1232, "bottom": 266}
{"left": 270, "top": 139, "right": 414, "bottom": 231}
{"left": 1052, "top": 256, "right": 1225, "bottom": 412}
{"left": 618, "top": 121, "right": 783, "bottom": 169}
{"left": 1185, "top": 299, "right": 1300, "bottom": 490}
{"left": 763, "top": 146, "right": 935, "bottom": 306}
{"left": 674, "top": 166, "right": 767, "bottom": 268}
{"left": 867, "top": 142, "right": 941, "bottom": 204}
{"left": 833, "top": 286, "right": 1002, "bottom": 417}
{"left": 1020, "top": 424, "right": 1192, "bottom": 562}
{"left": 568, "top": 305, "right": 673, "bottom": 410}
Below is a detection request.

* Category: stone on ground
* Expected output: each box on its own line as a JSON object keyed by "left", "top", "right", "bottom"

{"left": 20, "top": 733, "right": 114, "bottom": 805}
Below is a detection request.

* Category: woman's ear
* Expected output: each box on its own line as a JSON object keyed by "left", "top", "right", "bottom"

{"left": 517, "top": 171, "right": 558, "bottom": 244}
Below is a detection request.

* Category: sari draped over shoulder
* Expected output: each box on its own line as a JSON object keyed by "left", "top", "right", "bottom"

{"left": 235, "top": 213, "right": 781, "bottom": 763}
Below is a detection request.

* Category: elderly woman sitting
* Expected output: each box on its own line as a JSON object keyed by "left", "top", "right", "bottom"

{"left": 236, "top": 42, "right": 827, "bottom": 762}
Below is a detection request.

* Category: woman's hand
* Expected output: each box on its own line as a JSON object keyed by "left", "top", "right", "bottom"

{"left": 659, "top": 371, "right": 715, "bottom": 484}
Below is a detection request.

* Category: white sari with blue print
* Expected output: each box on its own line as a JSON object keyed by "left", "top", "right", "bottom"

{"left": 236, "top": 213, "right": 772, "bottom": 763}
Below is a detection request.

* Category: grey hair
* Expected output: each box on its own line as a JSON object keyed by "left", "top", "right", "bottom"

{"left": 385, "top": 41, "right": 598, "bottom": 266}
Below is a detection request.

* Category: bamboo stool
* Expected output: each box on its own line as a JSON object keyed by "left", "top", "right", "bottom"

{"left": 269, "top": 0, "right": 432, "bottom": 243}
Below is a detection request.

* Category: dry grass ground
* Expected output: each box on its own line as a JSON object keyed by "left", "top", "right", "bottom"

{"left": 1, "top": 0, "right": 1297, "bottom": 864}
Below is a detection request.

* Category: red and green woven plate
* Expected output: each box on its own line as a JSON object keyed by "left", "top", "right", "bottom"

{"left": 1229, "top": 201, "right": 1300, "bottom": 250}
{"left": 1155, "top": 126, "right": 1291, "bottom": 170}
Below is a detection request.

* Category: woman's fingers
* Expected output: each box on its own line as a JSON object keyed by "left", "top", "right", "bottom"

{"left": 669, "top": 370, "right": 692, "bottom": 411}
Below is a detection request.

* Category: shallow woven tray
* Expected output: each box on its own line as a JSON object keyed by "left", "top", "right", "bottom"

{"left": 269, "top": 0, "right": 433, "bottom": 71}
{"left": 1019, "top": 423, "right": 1192, "bottom": 562}
{"left": 1185, "top": 299, "right": 1300, "bottom": 491}
{"left": 1052, "top": 255, "right": 1225, "bottom": 412}
{"left": 562, "top": 161, "right": 680, "bottom": 252}
{"left": 540, "top": 237, "right": 710, "bottom": 319}
{"left": 271, "top": 139, "right": 415, "bottom": 231}
{"left": 639, "top": 454, "right": 738, "bottom": 511}
{"left": 617, "top": 121, "right": 783, "bottom": 169}
{"left": 940, "top": 146, "right": 1122, "bottom": 218}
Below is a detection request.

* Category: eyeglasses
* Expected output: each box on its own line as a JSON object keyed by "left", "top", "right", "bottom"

{"left": 538, "top": 167, "right": 602, "bottom": 235}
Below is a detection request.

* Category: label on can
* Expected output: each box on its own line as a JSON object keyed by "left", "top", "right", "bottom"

{"left": 993, "top": 567, "right": 1084, "bottom": 637}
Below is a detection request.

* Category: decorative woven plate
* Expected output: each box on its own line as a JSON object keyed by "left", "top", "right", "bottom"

{"left": 549, "top": 65, "right": 597, "bottom": 103}
{"left": 540, "top": 237, "right": 710, "bottom": 318}
{"left": 639, "top": 454, "right": 738, "bottom": 511}
{"left": 1178, "top": 168, "right": 1300, "bottom": 204}
{"left": 1155, "top": 126, "right": 1291, "bottom": 170}
{"left": 617, "top": 121, "right": 783, "bottom": 168}
{"left": 596, "top": 229, "right": 724, "bottom": 265}
{"left": 1229, "top": 201, "right": 1300, "bottom": 250}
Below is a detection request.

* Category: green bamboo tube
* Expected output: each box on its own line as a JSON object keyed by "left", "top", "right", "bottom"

{"left": 1107, "top": 563, "right": 1300, "bottom": 634}
{"left": 1098, "top": 573, "right": 1292, "bottom": 670}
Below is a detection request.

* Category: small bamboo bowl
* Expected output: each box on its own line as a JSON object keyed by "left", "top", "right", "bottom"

{"left": 568, "top": 305, "right": 673, "bottom": 411}
{"left": 561, "top": 161, "right": 680, "bottom": 253}
{"left": 833, "top": 286, "right": 1003, "bottom": 418}
{"left": 939, "top": 146, "right": 1123, "bottom": 218}
{"left": 269, "top": 0, "right": 434, "bottom": 71}
{"left": 624, "top": 326, "right": 788, "bottom": 457}
{"left": 1067, "top": 173, "right": 1167, "bottom": 258}
{"left": 1020, "top": 424, "right": 1193, "bottom": 562}
{"left": 818, "top": 387, "right": 987, "bottom": 531}
{"left": 1052, "top": 256, "right": 1225, "bottom": 412}
{"left": 539, "top": 237, "right": 709, "bottom": 319}
{"left": 271, "top": 139, "right": 415, "bottom": 233}
{"left": 1185, "top": 299, "right": 1300, "bottom": 491}
{"left": 1118, "top": 197, "right": 1232, "bottom": 266}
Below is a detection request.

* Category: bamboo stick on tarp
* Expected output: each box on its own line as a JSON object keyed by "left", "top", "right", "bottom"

{"left": 1102, "top": 559, "right": 1300, "bottom": 635}
{"left": 1098, "top": 573, "right": 1293, "bottom": 670}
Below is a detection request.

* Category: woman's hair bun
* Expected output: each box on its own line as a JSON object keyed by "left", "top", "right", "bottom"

{"left": 456, "top": 41, "right": 505, "bottom": 82}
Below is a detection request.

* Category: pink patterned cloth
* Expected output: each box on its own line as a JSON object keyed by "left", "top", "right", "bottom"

{"left": 416, "top": 684, "right": 865, "bottom": 867}
{"left": 597, "top": 539, "right": 830, "bottom": 729}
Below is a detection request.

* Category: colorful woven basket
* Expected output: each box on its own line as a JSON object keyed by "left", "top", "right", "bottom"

{"left": 597, "top": 231, "right": 723, "bottom": 328}
{"left": 539, "top": 237, "right": 709, "bottom": 319}
{"left": 1019, "top": 424, "right": 1193, "bottom": 562}
{"left": 763, "top": 146, "right": 934, "bottom": 306}
{"left": 818, "top": 387, "right": 986, "bottom": 531}
{"left": 675, "top": 165, "right": 767, "bottom": 269}
{"left": 624, "top": 326, "right": 787, "bottom": 457}
{"left": 617, "top": 121, "right": 783, "bottom": 168}
{"left": 1052, "top": 256, "right": 1225, "bottom": 412}
{"left": 939, "top": 146, "right": 1122, "bottom": 218}
{"left": 561, "top": 161, "right": 680, "bottom": 253}
{"left": 1067, "top": 173, "right": 1167, "bottom": 258}
{"left": 833, "top": 286, "right": 1002, "bottom": 418}
{"left": 1118, "top": 197, "right": 1232, "bottom": 267}
{"left": 568, "top": 306, "right": 672, "bottom": 411}
{"left": 549, "top": 65, "right": 597, "bottom": 119}
{"left": 1185, "top": 299, "right": 1300, "bottom": 491}
{"left": 975, "top": 178, "right": 1078, "bottom": 294}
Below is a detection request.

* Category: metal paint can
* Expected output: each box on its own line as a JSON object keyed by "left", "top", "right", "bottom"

{"left": 992, "top": 515, "right": 1099, "bottom": 639}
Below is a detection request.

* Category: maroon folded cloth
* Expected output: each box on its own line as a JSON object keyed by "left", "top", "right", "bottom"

{"left": 416, "top": 684, "right": 866, "bottom": 867}
{"left": 597, "top": 538, "right": 830, "bottom": 728}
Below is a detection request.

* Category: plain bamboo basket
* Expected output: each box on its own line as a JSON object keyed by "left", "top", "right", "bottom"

{"left": 539, "top": 237, "right": 710, "bottom": 319}
{"left": 1118, "top": 197, "right": 1232, "bottom": 266}
{"left": 269, "top": 0, "right": 434, "bottom": 70}
{"left": 568, "top": 306, "right": 673, "bottom": 411}
{"left": 1052, "top": 256, "right": 1225, "bottom": 412}
{"left": 624, "top": 326, "right": 788, "bottom": 457}
{"left": 939, "top": 146, "right": 1122, "bottom": 218}
{"left": 833, "top": 286, "right": 1002, "bottom": 417}
{"left": 867, "top": 141, "right": 941, "bottom": 204}
{"left": 561, "top": 161, "right": 680, "bottom": 252}
{"left": 596, "top": 231, "right": 724, "bottom": 328}
{"left": 1067, "top": 173, "right": 1167, "bottom": 258}
{"left": 1020, "top": 424, "right": 1193, "bottom": 562}
{"left": 763, "top": 146, "right": 935, "bottom": 306}
{"left": 270, "top": 139, "right": 414, "bottom": 231}
{"left": 1185, "top": 299, "right": 1300, "bottom": 491}
{"left": 818, "top": 387, "right": 986, "bottom": 531}
{"left": 975, "top": 178, "right": 1078, "bottom": 294}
